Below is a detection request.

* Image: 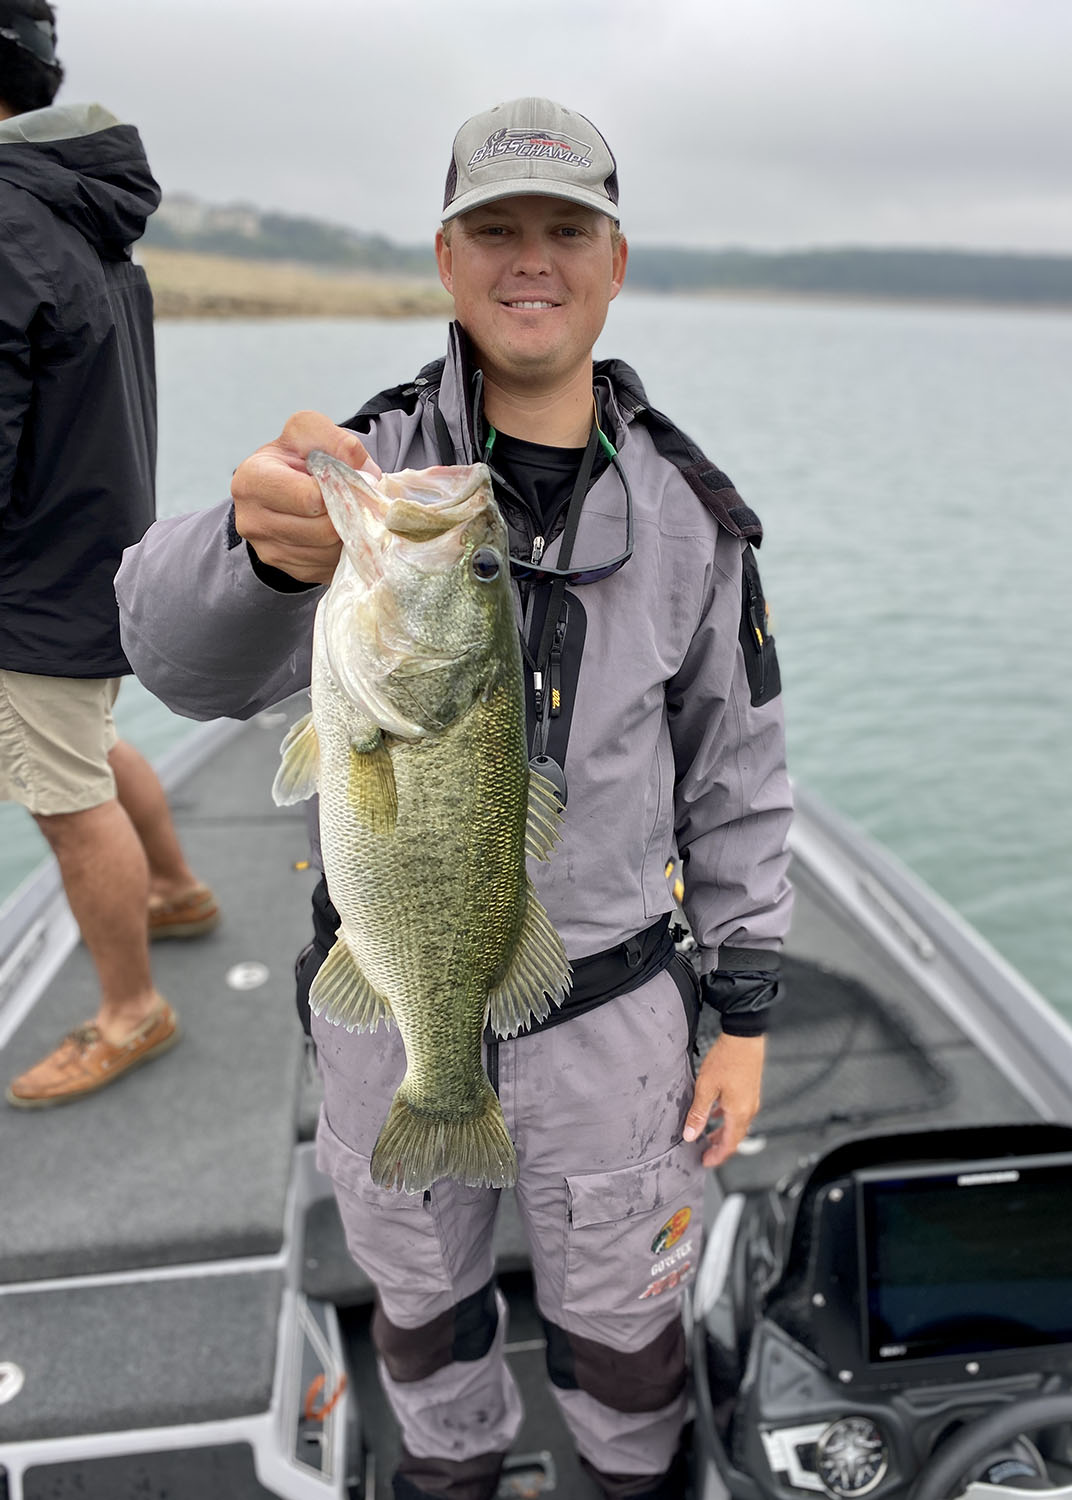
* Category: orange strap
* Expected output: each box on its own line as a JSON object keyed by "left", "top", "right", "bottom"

{"left": 302, "top": 1371, "right": 348, "bottom": 1422}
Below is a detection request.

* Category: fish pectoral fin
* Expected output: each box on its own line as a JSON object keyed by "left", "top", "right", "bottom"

{"left": 348, "top": 734, "right": 398, "bottom": 834}
{"left": 487, "top": 881, "right": 572, "bottom": 1039}
{"left": 271, "top": 712, "right": 320, "bottom": 805}
{"left": 309, "top": 935, "right": 394, "bottom": 1032}
{"left": 525, "top": 765, "right": 565, "bottom": 861}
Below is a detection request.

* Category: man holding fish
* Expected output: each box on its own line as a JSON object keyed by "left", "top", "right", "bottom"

{"left": 118, "top": 98, "right": 792, "bottom": 1500}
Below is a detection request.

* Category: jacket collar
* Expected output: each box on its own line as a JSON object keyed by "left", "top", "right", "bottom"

{"left": 423, "top": 324, "right": 762, "bottom": 545}
{"left": 434, "top": 322, "right": 650, "bottom": 459}
{"left": 435, "top": 323, "right": 481, "bottom": 462}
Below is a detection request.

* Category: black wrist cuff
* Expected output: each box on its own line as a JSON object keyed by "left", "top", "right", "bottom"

{"left": 714, "top": 947, "right": 781, "bottom": 971}
{"left": 225, "top": 503, "right": 318, "bottom": 593}
{"left": 701, "top": 962, "right": 781, "bottom": 1038}
{"left": 717, "top": 1008, "right": 772, "bottom": 1038}
{"left": 246, "top": 541, "right": 318, "bottom": 593}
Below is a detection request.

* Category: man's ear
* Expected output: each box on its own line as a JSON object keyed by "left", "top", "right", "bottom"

{"left": 434, "top": 228, "right": 453, "bottom": 295}
{"left": 610, "top": 234, "right": 628, "bottom": 301}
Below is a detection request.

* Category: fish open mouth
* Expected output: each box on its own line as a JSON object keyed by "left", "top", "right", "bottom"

{"left": 384, "top": 468, "right": 492, "bottom": 542}
{"left": 308, "top": 452, "right": 492, "bottom": 541}
{"left": 308, "top": 452, "right": 503, "bottom": 587}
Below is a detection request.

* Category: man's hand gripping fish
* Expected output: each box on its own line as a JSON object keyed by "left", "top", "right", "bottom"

{"left": 273, "top": 454, "right": 571, "bottom": 1194}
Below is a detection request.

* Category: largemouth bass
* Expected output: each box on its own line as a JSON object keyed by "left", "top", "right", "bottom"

{"left": 272, "top": 454, "right": 571, "bottom": 1193}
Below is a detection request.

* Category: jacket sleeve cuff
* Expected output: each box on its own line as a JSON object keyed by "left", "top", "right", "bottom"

{"left": 701, "top": 948, "right": 782, "bottom": 1037}
{"left": 225, "top": 503, "right": 320, "bottom": 595}
{"left": 246, "top": 542, "right": 320, "bottom": 594}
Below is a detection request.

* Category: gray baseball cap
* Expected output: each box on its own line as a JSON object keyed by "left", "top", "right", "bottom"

{"left": 442, "top": 97, "right": 619, "bottom": 223}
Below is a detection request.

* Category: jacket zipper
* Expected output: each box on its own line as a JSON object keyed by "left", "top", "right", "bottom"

{"left": 745, "top": 576, "right": 767, "bottom": 698}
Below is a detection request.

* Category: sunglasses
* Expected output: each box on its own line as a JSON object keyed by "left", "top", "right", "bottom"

{"left": 508, "top": 521, "right": 633, "bottom": 587}
{"left": 499, "top": 439, "right": 635, "bottom": 588}
{"left": 455, "top": 375, "right": 636, "bottom": 589}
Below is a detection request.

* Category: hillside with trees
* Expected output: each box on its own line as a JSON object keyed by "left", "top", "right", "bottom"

{"left": 143, "top": 195, "right": 1072, "bottom": 310}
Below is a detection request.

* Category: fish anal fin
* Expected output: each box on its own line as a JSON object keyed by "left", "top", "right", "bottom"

{"left": 487, "top": 881, "right": 572, "bottom": 1039}
{"left": 310, "top": 935, "right": 394, "bottom": 1033}
{"left": 370, "top": 1079, "right": 518, "bottom": 1194}
{"left": 271, "top": 712, "right": 320, "bottom": 805}
{"left": 525, "top": 766, "right": 564, "bottom": 861}
{"left": 348, "top": 735, "right": 397, "bottom": 833}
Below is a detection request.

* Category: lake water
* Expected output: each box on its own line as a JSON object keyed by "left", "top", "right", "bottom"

{"left": 2, "top": 293, "right": 1070, "bottom": 1019}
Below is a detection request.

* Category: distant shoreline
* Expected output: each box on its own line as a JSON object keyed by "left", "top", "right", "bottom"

{"left": 140, "top": 246, "right": 1072, "bottom": 321}
{"left": 685, "top": 285, "right": 1072, "bottom": 315}
{"left": 140, "top": 248, "right": 452, "bottom": 320}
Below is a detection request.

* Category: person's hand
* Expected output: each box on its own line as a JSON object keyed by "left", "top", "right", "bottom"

{"left": 682, "top": 1033, "right": 765, "bottom": 1168}
{"left": 232, "top": 410, "right": 382, "bottom": 584}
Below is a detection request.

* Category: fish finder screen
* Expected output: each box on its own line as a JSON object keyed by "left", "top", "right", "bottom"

{"left": 859, "top": 1155, "right": 1072, "bottom": 1363}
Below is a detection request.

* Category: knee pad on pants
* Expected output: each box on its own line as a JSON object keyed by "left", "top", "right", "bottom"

{"left": 542, "top": 1314, "right": 686, "bottom": 1413}
{"left": 394, "top": 1446, "right": 506, "bottom": 1500}
{"left": 372, "top": 1276, "right": 499, "bottom": 1384}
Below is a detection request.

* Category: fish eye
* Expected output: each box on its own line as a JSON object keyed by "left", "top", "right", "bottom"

{"left": 470, "top": 547, "right": 501, "bottom": 583}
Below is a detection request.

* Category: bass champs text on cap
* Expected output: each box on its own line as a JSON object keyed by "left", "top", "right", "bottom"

{"left": 442, "top": 97, "right": 619, "bottom": 223}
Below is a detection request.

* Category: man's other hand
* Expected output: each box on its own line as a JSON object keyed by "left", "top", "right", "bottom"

{"left": 232, "top": 410, "right": 382, "bottom": 585}
{"left": 683, "top": 1033, "right": 765, "bottom": 1168}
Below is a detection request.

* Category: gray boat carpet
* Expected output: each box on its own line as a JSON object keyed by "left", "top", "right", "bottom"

{"left": 0, "top": 705, "right": 316, "bottom": 1282}
{"left": 0, "top": 1269, "right": 282, "bottom": 1442}
{"left": 19, "top": 1445, "right": 278, "bottom": 1500}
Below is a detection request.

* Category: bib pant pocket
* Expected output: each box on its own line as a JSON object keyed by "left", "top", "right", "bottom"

{"left": 563, "top": 1137, "right": 705, "bottom": 1335}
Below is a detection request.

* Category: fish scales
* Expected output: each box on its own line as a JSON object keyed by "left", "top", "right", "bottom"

{"left": 320, "top": 691, "right": 528, "bottom": 1107}
{"left": 273, "top": 454, "right": 571, "bottom": 1193}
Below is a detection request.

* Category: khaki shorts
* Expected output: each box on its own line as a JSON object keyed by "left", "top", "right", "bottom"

{"left": 0, "top": 671, "right": 121, "bottom": 816}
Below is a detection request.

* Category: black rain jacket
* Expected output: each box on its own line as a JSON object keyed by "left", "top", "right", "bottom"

{"left": 0, "top": 103, "right": 160, "bottom": 677}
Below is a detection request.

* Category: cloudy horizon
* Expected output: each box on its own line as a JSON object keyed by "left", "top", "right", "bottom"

{"left": 53, "top": 0, "right": 1072, "bottom": 256}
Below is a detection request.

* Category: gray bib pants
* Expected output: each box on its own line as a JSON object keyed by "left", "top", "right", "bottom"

{"left": 313, "top": 966, "right": 706, "bottom": 1499}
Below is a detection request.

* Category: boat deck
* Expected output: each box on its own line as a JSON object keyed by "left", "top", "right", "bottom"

{"left": 1, "top": 700, "right": 1067, "bottom": 1498}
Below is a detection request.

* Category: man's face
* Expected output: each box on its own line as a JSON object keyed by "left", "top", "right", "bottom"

{"left": 434, "top": 195, "right": 627, "bottom": 393}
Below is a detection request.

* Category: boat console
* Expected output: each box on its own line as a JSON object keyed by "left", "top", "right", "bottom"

{"left": 695, "top": 1123, "right": 1072, "bottom": 1500}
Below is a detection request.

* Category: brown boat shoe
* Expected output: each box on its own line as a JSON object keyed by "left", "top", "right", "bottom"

{"left": 148, "top": 884, "right": 220, "bottom": 940}
{"left": 5, "top": 999, "right": 180, "bottom": 1109}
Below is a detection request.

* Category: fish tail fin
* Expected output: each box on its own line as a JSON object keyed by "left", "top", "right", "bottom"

{"left": 370, "top": 1080, "right": 517, "bottom": 1194}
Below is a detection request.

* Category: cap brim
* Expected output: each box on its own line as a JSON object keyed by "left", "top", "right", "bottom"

{"left": 442, "top": 179, "right": 618, "bottom": 223}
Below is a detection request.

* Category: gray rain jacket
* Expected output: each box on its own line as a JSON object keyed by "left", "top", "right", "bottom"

{"left": 116, "top": 323, "right": 793, "bottom": 989}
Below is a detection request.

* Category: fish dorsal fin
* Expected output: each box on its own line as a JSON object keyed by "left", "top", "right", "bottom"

{"left": 487, "top": 880, "right": 572, "bottom": 1039}
{"left": 525, "top": 766, "right": 564, "bottom": 862}
{"left": 272, "top": 713, "right": 320, "bottom": 805}
{"left": 310, "top": 932, "right": 394, "bottom": 1033}
{"left": 348, "top": 734, "right": 398, "bottom": 834}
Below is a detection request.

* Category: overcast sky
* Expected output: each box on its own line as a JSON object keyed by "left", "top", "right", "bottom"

{"left": 55, "top": 0, "right": 1072, "bottom": 254}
